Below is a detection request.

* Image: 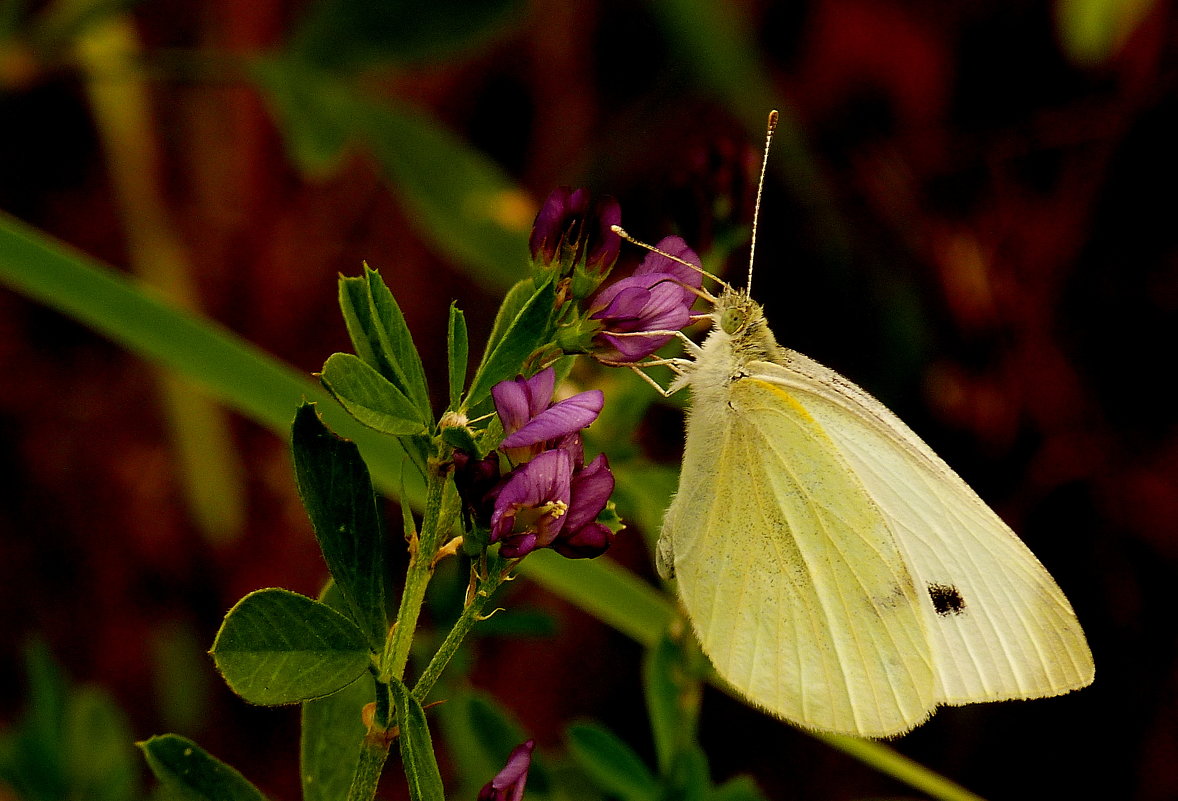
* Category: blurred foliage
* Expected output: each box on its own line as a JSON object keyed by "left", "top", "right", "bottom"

{"left": 286, "top": 0, "right": 526, "bottom": 71}
{"left": 0, "top": 642, "right": 139, "bottom": 801}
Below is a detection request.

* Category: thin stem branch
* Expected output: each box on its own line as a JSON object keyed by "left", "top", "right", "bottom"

{"left": 412, "top": 562, "right": 511, "bottom": 703}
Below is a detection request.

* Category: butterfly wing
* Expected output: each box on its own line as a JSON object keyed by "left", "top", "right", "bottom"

{"left": 755, "top": 351, "right": 1095, "bottom": 704}
{"left": 661, "top": 373, "right": 939, "bottom": 737}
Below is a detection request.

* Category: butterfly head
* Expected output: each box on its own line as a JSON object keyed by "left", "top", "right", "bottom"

{"left": 716, "top": 288, "right": 761, "bottom": 335}
{"left": 714, "top": 287, "right": 780, "bottom": 362}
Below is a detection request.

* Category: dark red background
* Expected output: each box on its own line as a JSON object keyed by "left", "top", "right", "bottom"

{"left": 2, "top": 1, "right": 1174, "bottom": 799}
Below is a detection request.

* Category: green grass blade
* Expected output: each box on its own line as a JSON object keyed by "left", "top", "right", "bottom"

{"left": 0, "top": 210, "right": 426, "bottom": 506}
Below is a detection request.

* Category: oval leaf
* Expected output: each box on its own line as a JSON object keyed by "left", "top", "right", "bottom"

{"left": 138, "top": 734, "right": 269, "bottom": 801}
{"left": 301, "top": 673, "right": 373, "bottom": 801}
{"left": 566, "top": 723, "right": 657, "bottom": 801}
{"left": 321, "top": 352, "right": 428, "bottom": 435}
{"left": 292, "top": 403, "right": 390, "bottom": 651}
{"left": 65, "top": 688, "right": 138, "bottom": 801}
{"left": 211, "top": 588, "right": 370, "bottom": 706}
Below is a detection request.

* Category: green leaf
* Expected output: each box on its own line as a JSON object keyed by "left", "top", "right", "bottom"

{"left": 336, "top": 267, "right": 431, "bottom": 419}
{"left": 292, "top": 403, "right": 391, "bottom": 650}
{"left": 320, "top": 352, "right": 428, "bottom": 436}
{"left": 389, "top": 678, "right": 445, "bottom": 801}
{"left": 464, "top": 278, "right": 556, "bottom": 411}
{"left": 668, "top": 746, "right": 709, "bottom": 801}
{"left": 300, "top": 581, "right": 376, "bottom": 801}
{"left": 301, "top": 672, "right": 373, "bottom": 801}
{"left": 440, "top": 423, "right": 479, "bottom": 455}
{"left": 63, "top": 688, "right": 137, "bottom": 801}
{"left": 23, "top": 640, "right": 68, "bottom": 773}
{"left": 710, "top": 775, "right": 768, "bottom": 801}
{"left": 249, "top": 71, "right": 531, "bottom": 288}
{"left": 367, "top": 269, "right": 430, "bottom": 414}
{"left": 483, "top": 278, "right": 536, "bottom": 357}
{"left": 210, "top": 588, "right": 371, "bottom": 706}
{"left": 516, "top": 550, "right": 673, "bottom": 648}
{"left": 288, "top": 0, "right": 525, "bottom": 71}
{"left": 249, "top": 56, "right": 354, "bottom": 176}
{"left": 0, "top": 643, "right": 70, "bottom": 801}
{"left": 0, "top": 645, "right": 137, "bottom": 801}
{"left": 447, "top": 302, "right": 469, "bottom": 411}
{"left": 139, "top": 734, "right": 269, "bottom": 801}
{"left": 644, "top": 633, "right": 699, "bottom": 776}
{"left": 566, "top": 723, "right": 658, "bottom": 801}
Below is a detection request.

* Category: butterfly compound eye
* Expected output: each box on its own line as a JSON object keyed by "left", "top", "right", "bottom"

{"left": 720, "top": 307, "right": 745, "bottom": 335}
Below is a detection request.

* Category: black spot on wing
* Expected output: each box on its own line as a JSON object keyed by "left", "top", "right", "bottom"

{"left": 927, "top": 583, "right": 966, "bottom": 616}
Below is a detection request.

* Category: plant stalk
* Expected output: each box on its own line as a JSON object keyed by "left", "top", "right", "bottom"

{"left": 412, "top": 562, "right": 510, "bottom": 702}
{"left": 380, "top": 470, "right": 447, "bottom": 683}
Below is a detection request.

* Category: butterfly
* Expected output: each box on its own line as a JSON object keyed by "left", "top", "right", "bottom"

{"left": 643, "top": 112, "right": 1094, "bottom": 738}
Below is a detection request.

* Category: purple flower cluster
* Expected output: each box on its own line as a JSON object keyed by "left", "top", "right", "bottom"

{"left": 586, "top": 235, "right": 704, "bottom": 363}
{"left": 478, "top": 739, "right": 534, "bottom": 801}
{"left": 532, "top": 187, "right": 704, "bottom": 366}
{"left": 455, "top": 368, "right": 616, "bottom": 560}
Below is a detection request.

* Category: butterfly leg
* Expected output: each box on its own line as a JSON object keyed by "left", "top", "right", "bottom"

{"left": 603, "top": 329, "right": 704, "bottom": 357}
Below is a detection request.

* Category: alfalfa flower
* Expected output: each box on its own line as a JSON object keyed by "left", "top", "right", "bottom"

{"left": 471, "top": 368, "right": 618, "bottom": 560}
{"left": 478, "top": 739, "right": 535, "bottom": 801}
{"left": 554, "top": 452, "right": 615, "bottom": 558}
{"left": 489, "top": 449, "right": 572, "bottom": 558}
{"left": 529, "top": 187, "right": 622, "bottom": 298}
{"left": 492, "top": 368, "right": 603, "bottom": 464}
{"left": 586, "top": 235, "right": 704, "bottom": 363}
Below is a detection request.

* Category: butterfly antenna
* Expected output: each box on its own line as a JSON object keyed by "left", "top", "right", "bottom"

{"left": 610, "top": 225, "right": 724, "bottom": 301}
{"left": 746, "top": 109, "right": 778, "bottom": 297}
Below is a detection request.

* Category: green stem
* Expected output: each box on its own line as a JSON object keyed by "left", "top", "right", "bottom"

{"left": 345, "top": 734, "right": 394, "bottom": 801}
{"left": 371, "top": 672, "right": 392, "bottom": 730}
{"left": 380, "top": 471, "right": 446, "bottom": 683}
{"left": 412, "top": 561, "right": 510, "bottom": 703}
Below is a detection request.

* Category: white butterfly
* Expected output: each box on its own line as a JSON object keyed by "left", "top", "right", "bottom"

{"left": 633, "top": 113, "right": 1094, "bottom": 738}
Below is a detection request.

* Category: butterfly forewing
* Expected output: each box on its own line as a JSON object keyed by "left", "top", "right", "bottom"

{"left": 662, "top": 369, "right": 940, "bottom": 736}
{"left": 754, "top": 351, "right": 1095, "bottom": 703}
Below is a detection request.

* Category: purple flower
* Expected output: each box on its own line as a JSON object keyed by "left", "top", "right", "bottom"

{"left": 487, "top": 448, "right": 616, "bottom": 560}
{"left": 478, "top": 739, "right": 535, "bottom": 801}
{"left": 492, "top": 368, "right": 603, "bottom": 463}
{"left": 554, "top": 453, "right": 616, "bottom": 558}
{"left": 530, "top": 187, "right": 622, "bottom": 297}
{"left": 586, "top": 236, "right": 704, "bottom": 363}
{"left": 490, "top": 450, "right": 572, "bottom": 557}
{"left": 476, "top": 369, "right": 619, "bottom": 559}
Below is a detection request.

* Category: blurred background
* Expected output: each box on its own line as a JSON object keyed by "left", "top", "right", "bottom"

{"left": 1, "top": 0, "right": 1174, "bottom": 799}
